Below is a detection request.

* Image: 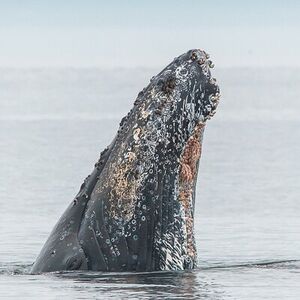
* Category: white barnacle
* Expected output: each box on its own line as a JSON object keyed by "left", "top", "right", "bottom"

{"left": 206, "top": 105, "right": 212, "bottom": 112}
{"left": 209, "top": 94, "right": 220, "bottom": 103}
{"left": 141, "top": 110, "right": 150, "bottom": 119}
{"left": 133, "top": 128, "right": 141, "bottom": 141}
{"left": 175, "top": 64, "right": 189, "bottom": 81}
{"left": 126, "top": 151, "right": 136, "bottom": 162}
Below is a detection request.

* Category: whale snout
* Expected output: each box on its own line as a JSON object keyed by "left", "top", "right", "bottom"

{"left": 190, "top": 49, "right": 211, "bottom": 64}
{"left": 155, "top": 49, "right": 220, "bottom": 130}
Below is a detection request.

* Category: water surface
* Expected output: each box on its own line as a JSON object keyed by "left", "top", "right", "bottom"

{"left": 0, "top": 68, "right": 299, "bottom": 299}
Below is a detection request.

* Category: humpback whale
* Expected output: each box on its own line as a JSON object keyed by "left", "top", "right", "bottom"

{"left": 31, "top": 49, "right": 220, "bottom": 273}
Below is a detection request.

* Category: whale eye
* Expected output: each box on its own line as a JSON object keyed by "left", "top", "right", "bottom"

{"left": 66, "top": 256, "right": 82, "bottom": 270}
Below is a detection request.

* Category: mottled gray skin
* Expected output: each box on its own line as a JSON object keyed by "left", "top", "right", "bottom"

{"left": 31, "top": 49, "right": 220, "bottom": 273}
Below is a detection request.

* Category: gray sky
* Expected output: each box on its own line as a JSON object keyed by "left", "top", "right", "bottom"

{"left": 0, "top": 0, "right": 299, "bottom": 68}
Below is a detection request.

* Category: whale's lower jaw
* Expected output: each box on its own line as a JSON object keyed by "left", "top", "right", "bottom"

{"left": 154, "top": 216, "right": 198, "bottom": 271}
{"left": 154, "top": 124, "right": 204, "bottom": 271}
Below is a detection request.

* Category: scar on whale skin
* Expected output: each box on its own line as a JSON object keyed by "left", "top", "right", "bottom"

{"left": 30, "top": 49, "right": 220, "bottom": 273}
{"left": 179, "top": 123, "right": 204, "bottom": 261}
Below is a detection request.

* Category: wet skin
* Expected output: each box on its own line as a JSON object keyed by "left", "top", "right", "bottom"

{"left": 31, "top": 49, "right": 220, "bottom": 273}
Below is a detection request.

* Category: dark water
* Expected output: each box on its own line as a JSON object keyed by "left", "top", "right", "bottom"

{"left": 0, "top": 68, "right": 299, "bottom": 299}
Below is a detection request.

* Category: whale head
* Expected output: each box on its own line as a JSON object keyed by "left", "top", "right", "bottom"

{"left": 77, "top": 49, "right": 220, "bottom": 271}
{"left": 31, "top": 49, "right": 220, "bottom": 273}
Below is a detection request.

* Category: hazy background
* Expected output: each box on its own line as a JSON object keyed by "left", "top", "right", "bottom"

{"left": 1, "top": 1, "right": 300, "bottom": 299}
{"left": 0, "top": 0, "right": 299, "bottom": 68}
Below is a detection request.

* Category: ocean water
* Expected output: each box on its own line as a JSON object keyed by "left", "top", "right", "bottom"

{"left": 0, "top": 67, "right": 299, "bottom": 299}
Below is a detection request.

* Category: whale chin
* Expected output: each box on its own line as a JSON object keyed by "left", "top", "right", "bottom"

{"left": 31, "top": 49, "right": 220, "bottom": 273}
